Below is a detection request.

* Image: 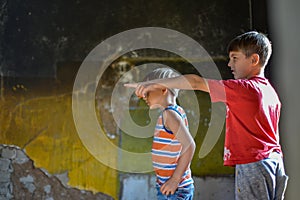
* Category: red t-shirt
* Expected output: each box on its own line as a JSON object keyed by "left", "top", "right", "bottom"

{"left": 207, "top": 76, "right": 282, "bottom": 166}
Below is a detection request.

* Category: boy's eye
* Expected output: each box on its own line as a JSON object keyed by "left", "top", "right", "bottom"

{"left": 229, "top": 57, "right": 236, "bottom": 61}
{"left": 232, "top": 57, "right": 238, "bottom": 62}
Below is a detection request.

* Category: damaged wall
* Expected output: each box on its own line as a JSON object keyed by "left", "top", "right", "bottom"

{"left": 0, "top": 144, "right": 235, "bottom": 200}
{"left": 0, "top": 144, "right": 114, "bottom": 200}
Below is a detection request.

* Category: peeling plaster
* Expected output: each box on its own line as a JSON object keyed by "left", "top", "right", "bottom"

{"left": 0, "top": 144, "right": 114, "bottom": 200}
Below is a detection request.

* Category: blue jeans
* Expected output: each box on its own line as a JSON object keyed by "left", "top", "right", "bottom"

{"left": 156, "top": 184, "right": 194, "bottom": 200}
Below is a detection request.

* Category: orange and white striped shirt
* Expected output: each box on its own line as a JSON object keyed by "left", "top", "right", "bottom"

{"left": 152, "top": 105, "right": 193, "bottom": 187}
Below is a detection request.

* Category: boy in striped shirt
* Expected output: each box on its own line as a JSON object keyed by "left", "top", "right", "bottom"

{"left": 134, "top": 68, "right": 195, "bottom": 199}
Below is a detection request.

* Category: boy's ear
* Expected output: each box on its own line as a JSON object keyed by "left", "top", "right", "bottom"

{"left": 162, "top": 88, "right": 168, "bottom": 95}
{"left": 251, "top": 53, "right": 260, "bottom": 66}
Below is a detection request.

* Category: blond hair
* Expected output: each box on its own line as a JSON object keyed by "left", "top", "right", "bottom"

{"left": 143, "top": 67, "right": 180, "bottom": 97}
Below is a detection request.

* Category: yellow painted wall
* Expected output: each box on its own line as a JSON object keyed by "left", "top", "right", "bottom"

{"left": 0, "top": 83, "right": 118, "bottom": 199}
{"left": 0, "top": 69, "right": 233, "bottom": 200}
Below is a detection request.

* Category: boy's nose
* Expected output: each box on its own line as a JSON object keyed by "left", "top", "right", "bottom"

{"left": 227, "top": 60, "right": 232, "bottom": 68}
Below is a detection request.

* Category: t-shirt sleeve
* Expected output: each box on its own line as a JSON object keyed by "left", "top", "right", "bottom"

{"left": 207, "top": 78, "right": 255, "bottom": 103}
{"left": 207, "top": 79, "right": 227, "bottom": 102}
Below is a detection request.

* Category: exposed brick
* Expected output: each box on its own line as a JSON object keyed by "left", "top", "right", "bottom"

{"left": 0, "top": 144, "right": 114, "bottom": 200}
{"left": 0, "top": 158, "right": 11, "bottom": 171}
{"left": 0, "top": 172, "right": 10, "bottom": 183}
{"left": 1, "top": 148, "right": 16, "bottom": 160}
{"left": 13, "top": 149, "right": 29, "bottom": 164}
{"left": 0, "top": 182, "right": 11, "bottom": 195}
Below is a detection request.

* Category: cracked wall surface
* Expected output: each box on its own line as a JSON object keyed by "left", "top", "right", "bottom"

{"left": 0, "top": 82, "right": 118, "bottom": 198}
{"left": 0, "top": 144, "right": 114, "bottom": 200}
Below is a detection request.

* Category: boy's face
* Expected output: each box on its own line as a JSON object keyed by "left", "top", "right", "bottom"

{"left": 143, "top": 88, "right": 164, "bottom": 110}
{"left": 228, "top": 51, "right": 256, "bottom": 79}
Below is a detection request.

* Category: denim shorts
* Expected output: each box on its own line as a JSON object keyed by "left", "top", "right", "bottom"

{"left": 235, "top": 152, "right": 288, "bottom": 200}
{"left": 156, "top": 184, "right": 194, "bottom": 200}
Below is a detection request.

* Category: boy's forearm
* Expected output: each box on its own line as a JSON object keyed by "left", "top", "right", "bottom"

{"left": 171, "top": 144, "right": 195, "bottom": 181}
{"left": 160, "top": 144, "right": 195, "bottom": 195}
{"left": 182, "top": 74, "right": 209, "bottom": 92}
{"left": 124, "top": 74, "right": 210, "bottom": 98}
{"left": 150, "top": 74, "right": 209, "bottom": 92}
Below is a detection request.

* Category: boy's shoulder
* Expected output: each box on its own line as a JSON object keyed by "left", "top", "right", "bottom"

{"left": 164, "top": 105, "right": 186, "bottom": 115}
{"left": 217, "top": 76, "right": 277, "bottom": 96}
{"left": 162, "top": 105, "right": 186, "bottom": 123}
{"left": 223, "top": 76, "right": 269, "bottom": 87}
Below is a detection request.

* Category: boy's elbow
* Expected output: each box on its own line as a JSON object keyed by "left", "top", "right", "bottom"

{"left": 189, "top": 140, "right": 196, "bottom": 153}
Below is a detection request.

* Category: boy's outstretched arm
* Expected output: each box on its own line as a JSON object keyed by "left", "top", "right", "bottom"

{"left": 159, "top": 109, "right": 196, "bottom": 196}
{"left": 124, "top": 74, "right": 209, "bottom": 98}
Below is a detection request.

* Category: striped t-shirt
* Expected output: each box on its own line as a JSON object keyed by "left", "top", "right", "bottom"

{"left": 152, "top": 104, "right": 193, "bottom": 187}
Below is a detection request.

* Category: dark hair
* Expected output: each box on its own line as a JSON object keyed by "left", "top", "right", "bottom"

{"left": 227, "top": 31, "right": 272, "bottom": 67}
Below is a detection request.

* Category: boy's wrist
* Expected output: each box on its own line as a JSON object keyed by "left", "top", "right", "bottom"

{"left": 170, "top": 175, "right": 181, "bottom": 183}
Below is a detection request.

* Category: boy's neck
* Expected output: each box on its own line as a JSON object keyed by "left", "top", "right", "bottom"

{"left": 159, "top": 96, "right": 177, "bottom": 110}
{"left": 247, "top": 66, "right": 265, "bottom": 79}
{"left": 249, "top": 71, "right": 265, "bottom": 79}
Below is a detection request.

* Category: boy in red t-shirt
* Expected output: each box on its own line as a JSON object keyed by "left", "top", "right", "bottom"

{"left": 126, "top": 31, "right": 288, "bottom": 199}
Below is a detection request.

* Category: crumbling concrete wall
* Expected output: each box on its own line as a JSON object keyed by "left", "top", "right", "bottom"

{"left": 0, "top": 144, "right": 114, "bottom": 200}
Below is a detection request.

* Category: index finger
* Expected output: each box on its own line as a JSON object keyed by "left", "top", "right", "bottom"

{"left": 123, "top": 83, "right": 138, "bottom": 88}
